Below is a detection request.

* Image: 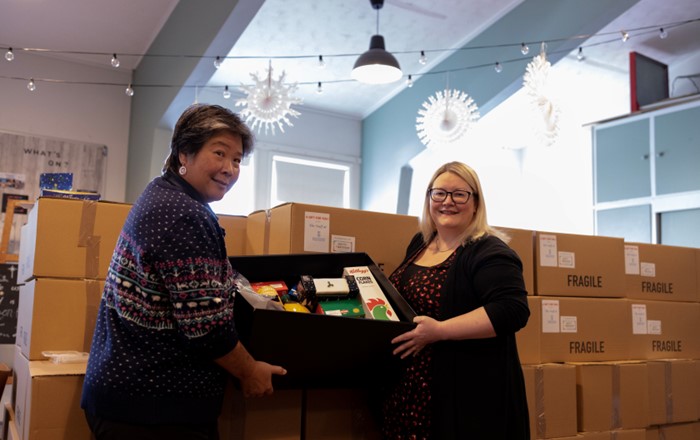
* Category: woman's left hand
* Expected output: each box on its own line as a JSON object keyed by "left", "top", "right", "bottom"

{"left": 391, "top": 315, "right": 443, "bottom": 359}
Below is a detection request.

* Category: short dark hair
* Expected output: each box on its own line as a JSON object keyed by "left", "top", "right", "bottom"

{"left": 162, "top": 104, "right": 254, "bottom": 175}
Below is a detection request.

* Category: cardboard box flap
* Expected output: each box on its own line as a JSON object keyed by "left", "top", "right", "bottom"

{"left": 29, "top": 360, "right": 87, "bottom": 377}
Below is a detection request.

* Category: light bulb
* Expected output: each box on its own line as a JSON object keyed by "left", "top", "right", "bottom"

{"left": 110, "top": 54, "right": 120, "bottom": 68}
{"left": 317, "top": 55, "right": 326, "bottom": 69}
{"left": 621, "top": 31, "right": 629, "bottom": 42}
{"left": 316, "top": 82, "right": 323, "bottom": 94}
{"left": 520, "top": 43, "right": 529, "bottom": 55}
{"left": 214, "top": 56, "right": 222, "bottom": 69}
{"left": 494, "top": 62, "right": 503, "bottom": 73}
{"left": 125, "top": 84, "right": 134, "bottom": 97}
{"left": 5, "top": 48, "right": 14, "bottom": 62}
{"left": 419, "top": 50, "right": 427, "bottom": 65}
{"left": 659, "top": 28, "right": 668, "bottom": 39}
{"left": 27, "top": 78, "right": 36, "bottom": 92}
{"left": 576, "top": 47, "right": 584, "bottom": 61}
{"left": 406, "top": 74, "right": 413, "bottom": 88}
{"left": 223, "top": 85, "right": 231, "bottom": 99}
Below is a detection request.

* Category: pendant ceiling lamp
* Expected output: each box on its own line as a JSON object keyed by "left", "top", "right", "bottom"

{"left": 352, "top": 0, "right": 402, "bottom": 85}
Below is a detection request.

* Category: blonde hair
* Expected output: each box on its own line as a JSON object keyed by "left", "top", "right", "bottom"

{"left": 420, "top": 161, "right": 506, "bottom": 246}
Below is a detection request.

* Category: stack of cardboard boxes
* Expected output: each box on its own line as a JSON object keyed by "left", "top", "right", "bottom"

{"left": 513, "top": 231, "right": 700, "bottom": 440}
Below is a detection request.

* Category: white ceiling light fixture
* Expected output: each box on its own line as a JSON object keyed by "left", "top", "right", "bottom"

{"left": 351, "top": 0, "right": 402, "bottom": 85}
{"left": 235, "top": 60, "right": 302, "bottom": 135}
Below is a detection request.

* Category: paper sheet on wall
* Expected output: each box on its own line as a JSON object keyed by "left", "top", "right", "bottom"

{"left": 304, "top": 211, "right": 330, "bottom": 252}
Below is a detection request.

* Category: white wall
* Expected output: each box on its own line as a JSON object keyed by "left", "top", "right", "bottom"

{"left": 0, "top": 53, "right": 132, "bottom": 203}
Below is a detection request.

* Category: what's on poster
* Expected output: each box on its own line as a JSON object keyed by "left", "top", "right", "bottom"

{"left": 0, "top": 130, "right": 108, "bottom": 255}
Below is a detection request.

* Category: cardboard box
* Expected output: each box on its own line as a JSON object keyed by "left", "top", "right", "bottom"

{"left": 647, "top": 422, "right": 700, "bottom": 440}
{"left": 231, "top": 252, "right": 416, "bottom": 388}
{"left": 625, "top": 299, "right": 700, "bottom": 360}
{"left": 13, "top": 347, "right": 91, "bottom": 440}
{"left": 624, "top": 243, "right": 697, "bottom": 302}
{"left": 245, "top": 202, "right": 419, "bottom": 276}
{"left": 217, "top": 214, "right": 247, "bottom": 256}
{"left": 534, "top": 232, "right": 625, "bottom": 298}
{"left": 218, "top": 380, "right": 302, "bottom": 440}
{"left": 517, "top": 297, "right": 631, "bottom": 364}
{"left": 18, "top": 198, "right": 131, "bottom": 282}
{"left": 305, "top": 388, "right": 382, "bottom": 439}
{"left": 498, "top": 227, "right": 535, "bottom": 296}
{"left": 573, "top": 361, "right": 649, "bottom": 432}
{"left": 17, "top": 278, "right": 103, "bottom": 360}
{"left": 576, "top": 429, "right": 646, "bottom": 439}
{"left": 522, "top": 363, "right": 577, "bottom": 439}
{"left": 647, "top": 360, "right": 699, "bottom": 426}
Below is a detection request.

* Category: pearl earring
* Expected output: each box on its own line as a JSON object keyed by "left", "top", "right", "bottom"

{"left": 178, "top": 165, "right": 187, "bottom": 176}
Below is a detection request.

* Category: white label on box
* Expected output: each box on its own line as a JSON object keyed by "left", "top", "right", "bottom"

{"left": 631, "top": 304, "right": 648, "bottom": 335}
{"left": 331, "top": 234, "right": 355, "bottom": 253}
{"left": 640, "top": 262, "right": 656, "bottom": 277}
{"left": 541, "top": 300, "right": 560, "bottom": 333}
{"left": 624, "top": 245, "right": 640, "bottom": 275}
{"left": 304, "top": 211, "right": 330, "bottom": 253}
{"left": 647, "top": 319, "right": 662, "bottom": 335}
{"left": 539, "top": 234, "right": 558, "bottom": 267}
{"left": 560, "top": 315, "right": 578, "bottom": 333}
{"left": 558, "top": 251, "right": 575, "bottom": 268}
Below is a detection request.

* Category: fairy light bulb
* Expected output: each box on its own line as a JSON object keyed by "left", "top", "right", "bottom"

{"left": 659, "top": 28, "right": 668, "bottom": 39}
{"left": 214, "top": 56, "right": 222, "bottom": 69}
{"left": 419, "top": 50, "right": 427, "bottom": 65}
{"left": 577, "top": 47, "right": 584, "bottom": 61}
{"left": 5, "top": 48, "right": 14, "bottom": 62}
{"left": 223, "top": 85, "right": 231, "bottom": 99}
{"left": 406, "top": 74, "right": 413, "bottom": 88}
{"left": 110, "top": 53, "right": 120, "bottom": 68}
{"left": 125, "top": 84, "right": 134, "bottom": 97}
{"left": 494, "top": 62, "right": 503, "bottom": 73}
{"left": 316, "top": 82, "right": 323, "bottom": 94}
{"left": 27, "top": 78, "right": 36, "bottom": 92}
{"left": 520, "top": 43, "right": 529, "bottom": 55}
{"left": 621, "top": 31, "right": 629, "bottom": 42}
{"left": 317, "top": 55, "right": 326, "bottom": 69}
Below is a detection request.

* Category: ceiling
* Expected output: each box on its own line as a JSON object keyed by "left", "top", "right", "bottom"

{"left": 2, "top": 0, "right": 699, "bottom": 119}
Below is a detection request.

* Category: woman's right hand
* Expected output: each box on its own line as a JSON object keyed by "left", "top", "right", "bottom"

{"left": 239, "top": 361, "right": 287, "bottom": 398}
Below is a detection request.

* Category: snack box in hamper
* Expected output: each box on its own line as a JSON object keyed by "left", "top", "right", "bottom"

{"left": 623, "top": 242, "right": 698, "bottom": 302}
{"left": 230, "top": 252, "right": 416, "bottom": 389}
{"left": 534, "top": 231, "right": 625, "bottom": 298}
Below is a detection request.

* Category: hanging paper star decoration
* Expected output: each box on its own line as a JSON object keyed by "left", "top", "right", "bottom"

{"left": 416, "top": 89, "right": 480, "bottom": 148}
{"left": 523, "top": 43, "right": 560, "bottom": 145}
{"left": 235, "top": 63, "right": 302, "bottom": 135}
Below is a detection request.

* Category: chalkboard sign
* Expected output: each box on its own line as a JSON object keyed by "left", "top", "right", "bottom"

{"left": 0, "top": 263, "right": 19, "bottom": 344}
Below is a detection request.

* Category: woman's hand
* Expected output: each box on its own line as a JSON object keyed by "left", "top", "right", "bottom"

{"left": 391, "top": 315, "right": 443, "bottom": 359}
{"left": 239, "top": 361, "right": 287, "bottom": 398}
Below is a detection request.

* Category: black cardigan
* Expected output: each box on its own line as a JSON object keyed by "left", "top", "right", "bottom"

{"left": 399, "top": 232, "right": 531, "bottom": 439}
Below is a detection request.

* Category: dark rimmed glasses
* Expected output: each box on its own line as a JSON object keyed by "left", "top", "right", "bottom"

{"left": 428, "top": 188, "right": 473, "bottom": 204}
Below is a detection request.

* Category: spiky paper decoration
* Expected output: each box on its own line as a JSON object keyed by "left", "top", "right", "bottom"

{"left": 416, "top": 89, "right": 480, "bottom": 148}
{"left": 235, "top": 63, "right": 302, "bottom": 135}
{"left": 523, "top": 44, "right": 560, "bottom": 145}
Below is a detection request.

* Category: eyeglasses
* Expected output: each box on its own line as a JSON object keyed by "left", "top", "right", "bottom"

{"left": 428, "top": 188, "right": 473, "bottom": 204}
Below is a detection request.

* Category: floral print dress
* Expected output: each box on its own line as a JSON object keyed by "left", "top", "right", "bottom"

{"left": 382, "top": 250, "right": 456, "bottom": 440}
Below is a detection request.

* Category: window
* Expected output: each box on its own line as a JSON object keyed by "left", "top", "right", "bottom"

{"left": 271, "top": 155, "right": 350, "bottom": 208}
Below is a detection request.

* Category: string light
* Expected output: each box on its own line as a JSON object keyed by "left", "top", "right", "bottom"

{"left": 494, "top": 62, "right": 503, "bottom": 73}
{"left": 5, "top": 48, "right": 14, "bottom": 62}
{"left": 406, "top": 74, "right": 414, "bottom": 88}
{"left": 125, "top": 84, "right": 134, "bottom": 97}
{"left": 520, "top": 43, "right": 529, "bottom": 55}
{"left": 317, "top": 55, "right": 326, "bottom": 69}
{"left": 110, "top": 53, "right": 120, "bottom": 68}
{"left": 659, "top": 27, "right": 668, "bottom": 39}
{"left": 316, "top": 81, "right": 323, "bottom": 94}
{"left": 419, "top": 50, "right": 427, "bottom": 65}
{"left": 223, "top": 85, "right": 231, "bottom": 99}
{"left": 214, "top": 56, "right": 223, "bottom": 69}
{"left": 27, "top": 78, "right": 36, "bottom": 92}
{"left": 577, "top": 47, "right": 585, "bottom": 61}
{"left": 621, "top": 31, "right": 629, "bottom": 42}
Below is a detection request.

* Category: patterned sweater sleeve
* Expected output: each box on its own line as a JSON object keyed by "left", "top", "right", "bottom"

{"left": 152, "top": 209, "right": 239, "bottom": 359}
